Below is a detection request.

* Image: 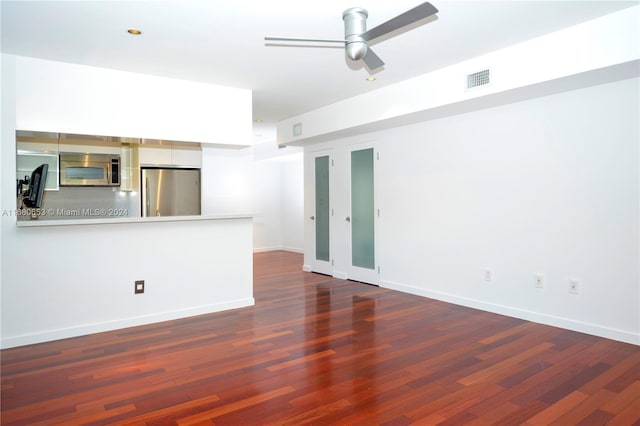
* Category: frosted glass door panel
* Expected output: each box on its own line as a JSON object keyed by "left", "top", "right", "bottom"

{"left": 315, "top": 156, "right": 330, "bottom": 262}
{"left": 351, "top": 148, "right": 374, "bottom": 269}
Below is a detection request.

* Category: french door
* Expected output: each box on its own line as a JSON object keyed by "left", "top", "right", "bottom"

{"left": 346, "top": 144, "right": 378, "bottom": 285}
{"left": 310, "top": 150, "right": 333, "bottom": 275}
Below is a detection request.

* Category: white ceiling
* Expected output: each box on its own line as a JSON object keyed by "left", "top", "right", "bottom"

{"left": 1, "top": 1, "right": 636, "bottom": 144}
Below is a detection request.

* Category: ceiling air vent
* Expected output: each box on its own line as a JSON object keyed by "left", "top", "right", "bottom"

{"left": 466, "top": 68, "right": 491, "bottom": 89}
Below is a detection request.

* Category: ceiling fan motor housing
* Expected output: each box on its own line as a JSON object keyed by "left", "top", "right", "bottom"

{"left": 343, "top": 7, "right": 368, "bottom": 61}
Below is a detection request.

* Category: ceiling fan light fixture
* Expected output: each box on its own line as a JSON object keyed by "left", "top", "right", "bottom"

{"left": 345, "top": 41, "right": 367, "bottom": 61}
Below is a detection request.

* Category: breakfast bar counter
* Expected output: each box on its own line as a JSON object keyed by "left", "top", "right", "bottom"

{"left": 16, "top": 214, "right": 253, "bottom": 227}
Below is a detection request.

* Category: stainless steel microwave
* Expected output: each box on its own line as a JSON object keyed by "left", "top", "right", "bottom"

{"left": 59, "top": 153, "right": 120, "bottom": 187}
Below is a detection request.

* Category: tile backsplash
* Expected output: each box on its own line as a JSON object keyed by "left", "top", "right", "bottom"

{"left": 18, "top": 187, "right": 140, "bottom": 221}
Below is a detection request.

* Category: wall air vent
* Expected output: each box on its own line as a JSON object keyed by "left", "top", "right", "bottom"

{"left": 293, "top": 123, "right": 302, "bottom": 137}
{"left": 466, "top": 68, "right": 491, "bottom": 90}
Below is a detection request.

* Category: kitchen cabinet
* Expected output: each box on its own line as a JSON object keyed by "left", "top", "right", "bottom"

{"left": 58, "top": 133, "right": 122, "bottom": 155}
{"left": 171, "top": 144, "right": 202, "bottom": 167}
{"left": 139, "top": 141, "right": 202, "bottom": 168}
{"left": 17, "top": 132, "right": 129, "bottom": 156}
{"left": 138, "top": 145, "right": 171, "bottom": 165}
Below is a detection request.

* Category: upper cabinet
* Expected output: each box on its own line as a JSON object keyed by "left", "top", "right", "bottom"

{"left": 138, "top": 139, "right": 202, "bottom": 168}
{"left": 58, "top": 133, "right": 122, "bottom": 155}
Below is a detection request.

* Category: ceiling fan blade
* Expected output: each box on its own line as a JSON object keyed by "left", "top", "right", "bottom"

{"left": 361, "top": 2, "right": 438, "bottom": 42}
{"left": 265, "top": 37, "right": 344, "bottom": 44}
{"left": 362, "top": 48, "right": 385, "bottom": 71}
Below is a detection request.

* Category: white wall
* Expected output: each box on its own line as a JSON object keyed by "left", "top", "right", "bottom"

{"left": 1, "top": 54, "right": 254, "bottom": 348}
{"left": 3, "top": 218, "right": 253, "bottom": 348}
{"left": 201, "top": 146, "right": 254, "bottom": 215}
{"left": 252, "top": 159, "right": 285, "bottom": 251}
{"left": 251, "top": 144, "right": 304, "bottom": 253}
{"left": 15, "top": 56, "right": 251, "bottom": 145}
{"left": 200, "top": 142, "right": 304, "bottom": 253}
{"left": 281, "top": 156, "right": 304, "bottom": 252}
{"left": 303, "top": 77, "right": 639, "bottom": 344}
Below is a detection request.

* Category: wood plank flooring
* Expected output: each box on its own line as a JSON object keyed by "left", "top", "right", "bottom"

{"left": 1, "top": 250, "right": 638, "bottom": 425}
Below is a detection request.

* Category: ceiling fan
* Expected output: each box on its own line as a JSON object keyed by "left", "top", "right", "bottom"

{"left": 265, "top": 2, "right": 439, "bottom": 72}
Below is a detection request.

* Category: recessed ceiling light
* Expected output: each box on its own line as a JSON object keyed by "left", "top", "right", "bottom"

{"left": 366, "top": 77, "right": 376, "bottom": 82}
{"left": 254, "top": 119, "right": 263, "bottom": 123}
{"left": 127, "top": 29, "right": 142, "bottom": 35}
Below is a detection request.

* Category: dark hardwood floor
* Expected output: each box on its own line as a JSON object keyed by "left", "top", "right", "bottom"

{"left": 1, "top": 251, "right": 638, "bottom": 425}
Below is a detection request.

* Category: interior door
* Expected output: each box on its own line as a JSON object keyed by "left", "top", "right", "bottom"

{"left": 346, "top": 145, "right": 378, "bottom": 285}
{"left": 310, "top": 150, "right": 333, "bottom": 275}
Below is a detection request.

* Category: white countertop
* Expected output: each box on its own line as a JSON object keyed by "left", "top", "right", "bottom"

{"left": 16, "top": 214, "right": 253, "bottom": 227}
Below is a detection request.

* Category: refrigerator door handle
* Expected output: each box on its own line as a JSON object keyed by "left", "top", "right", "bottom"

{"left": 145, "top": 176, "right": 150, "bottom": 217}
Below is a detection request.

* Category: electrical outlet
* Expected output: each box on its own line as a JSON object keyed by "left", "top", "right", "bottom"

{"left": 568, "top": 279, "right": 580, "bottom": 295}
{"left": 135, "top": 280, "right": 145, "bottom": 294}
{"left": 535, "top": 274, "right": 544, "bottom": 289}
{"left": 484, "top": 268, "right": 493, "bottom": 283}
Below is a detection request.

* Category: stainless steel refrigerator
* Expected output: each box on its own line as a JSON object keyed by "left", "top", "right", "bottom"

{"left": 141, "top": 168, "right": 201, "bottom": 217}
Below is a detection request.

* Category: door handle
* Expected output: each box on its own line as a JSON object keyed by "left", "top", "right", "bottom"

{"left": 345, "top": 216, "right": 351, "bottom": 222}
{"left": 310, "top": 216, "right": 315, "bottom": 220}
{"left": 145, "top": 177, "right": 150, "bottom": 217}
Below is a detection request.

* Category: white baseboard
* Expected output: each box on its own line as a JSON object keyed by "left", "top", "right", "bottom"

{"left": 380, "top": 280, "right": 639, "bottom": 346}
{"left": 253, "top": 246, "right": 282, "bottom": 253}
{"left": 1, "top": 298, "right": 255, "bottom": 349}
{"left": 282, "top": 246, "right": 304, "bottom": 254}
{"left": 254, "top": 246, "right": 304, "bottom": 254}
{"left": 333, "top": 271, "right": 348, "bottom": 280}
{"left": 300, "top": 265, "right": 346, "bottom": 279}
